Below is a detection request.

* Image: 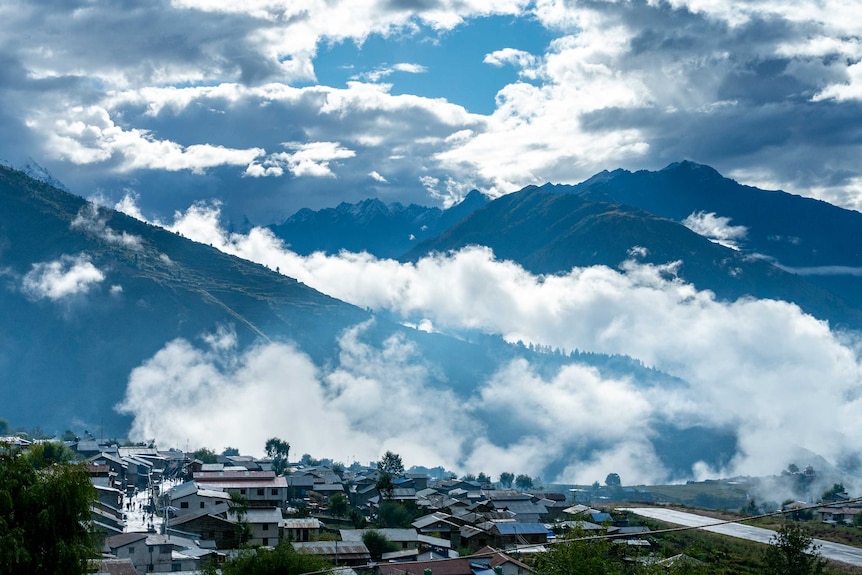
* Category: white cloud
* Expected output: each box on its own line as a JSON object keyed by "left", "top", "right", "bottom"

{"left": 35, "top": 105, "right": 264, "bottom": 174}
{"left": 21, "top": 253, "right": 105, "bottom": 300}
{"left": 245, "top": 141, "right": 356, "bottom": 178}
{"left": 369, "top": 170, "right": 388, "bottom": 183}
{"left": 114, "top": 199, "right": 862, "bottom": 482}
{"left": 71, "top": 203, "right": 143, "bottom": 250}
{"left": 682, "top": 211, "right": 748, "bottom": 250}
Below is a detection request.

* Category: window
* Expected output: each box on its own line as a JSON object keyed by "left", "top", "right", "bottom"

{"left": 200, "top": 502, "right": 205, "bottom": 508}
{"left": 271, "top": 488, "right": 278, "bottom": 496}
{"left": 240, "top": 489, "right": 246, "bottom": 495}
{"left": 263, "top": 523, "right": 269, "bottom": 531}
{"left": 263, "top": 538, "right": 269, "bottom": 546}
{"left": 180, "top": 501, "right": 189, "bottom": 509}
{"left": 257, "top": 488, "right": 264, "bottom": 496}
{"left": 128, "top": 546, "right": 135, "bottom": 554}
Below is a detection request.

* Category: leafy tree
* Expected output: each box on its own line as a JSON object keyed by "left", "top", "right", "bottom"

{"left": 222, "top": 446, "right": 240, "bottom": 456}
{"left": 377, "top": 451, "right": 404, "bottom": 475}
{"left": 853, "top": 512, "right": 862, "bottom": 528}
{"left": 499, "top": 471, "right": 514, "bottom": 488}
{"left": 265, "top": 437, "right": 290, "bottom": 475}
{"left": 787, "top": 463, "right": 800, "bottom": 474}
{"left": 740, "top": 498, "right": 759, "bottom": 516}
{"left": 201, "top": 539, "right": 331, "bottom": 575}
{"left": 25, "top": 441, "right": 79, "bottom": 468}
{"left": 362, "top": 529, "right": 398, "bottom": 560}
{"left": 194, "top": 446, "right": 218, "bottom": 464}
{"left": 477, "top": 472, "right": 491, "bottom": 484}
{"left": 376, "top": 501, "right": 420, "bottom": 528}
{"left": 461, "top": 473, "right": 477, "bottom": 481}
{"left": 349, "top": 509, "right": 367, "bottom": 529}
{"left": 0, "top": 445, "right": 96, "bottom": 574}
{"left": 762, "top": 522, "right": 826, "bottom": 575}
{"left": 605, "top": 472, "right": 622, "bottom": 487}
{"left": 821, "top": 483, "right": 846, "bottom": 501}
{"left": 375, "top": 471, "right": 395, "bottom": 500}
{"left": 534, "top": 530, "right": 624, "bottom": 575}
{"left": 300, "top": 453, "right": 320, "bottom": 466}
{"left": 515, "top": 474, "right": 534, "bottom": 491}
{"left": 329, "top": 493, "right": 349, "bottom": 517}
{"left": 61, "top": 429, "right": 78, "bottom": 442}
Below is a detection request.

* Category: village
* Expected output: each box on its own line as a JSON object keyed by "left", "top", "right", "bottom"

{"left": 4, "top": 433, "right": 862, "bottom": 575}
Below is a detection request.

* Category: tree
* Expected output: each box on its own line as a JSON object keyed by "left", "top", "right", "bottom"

{"left": 222, "top": 446, "right": 240, "bottom": 456}
{"left": 228, "top": 492, "right": 252, "bottom": 547}
{"left": 25, "top": 441, "right": 78, "bottom": 469}
{"left": 376, "top": 501, "right": 420, "bottom": 528}
{"left": 377, "top": 451, "right": 404, "bottom": 475}
{"left": 821, "top": 483, "right": 846, "bottom": 502}
{"left": 375, "top": 471, "right": 395, "bottom": 500}
{"left": 329, "top": 493, "right": 349, "bottom": 517}
{"left": 202, "top": 539, "right": 331, "bottom": 575}
{"left": 762, "top": 522, "right": 826, "bottom": 575}
{"left": 605, "top": 473, "right": 622, "bottom": 487}
{"left": 362, "top": 529, "right": 398, "bottom": 560}
{"left": 477, "top": 472, "right": 491, "bottom": 484}
{"left": 0, "top": 444, "right": 96, "bottom": 574}
{"left": 462, "top": 473, "right": 477, "bottom": 481}
{"left": 265, "top": 437, "right": 290, "bottom": 476}
{"left": 499, "top": 471, "right": 514, "bottom": 488}
{"left": 534, "top": 530, "right": 624, "bottom": 575}
{"left": 515, "top": 474, "right": 534, "bottom": 491}
{"left": 0, "top": 418, "right": 8, "bottom": 435}
{"left": 194, "top": 447, "right": 218, "bottom": 464}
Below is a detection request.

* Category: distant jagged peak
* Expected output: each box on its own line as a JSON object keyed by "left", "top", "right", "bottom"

{"left": 0, "top": 156, "right": 70, "bottom": 192}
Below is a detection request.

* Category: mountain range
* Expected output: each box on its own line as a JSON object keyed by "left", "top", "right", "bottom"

{"left": 3, "top": 159, "right": 861, "bottom": 481}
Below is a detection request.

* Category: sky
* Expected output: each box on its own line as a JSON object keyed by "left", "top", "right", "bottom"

{"left": 7, "top": 0, "right": 862, "bottom": 486}
{"left": 4, "top": 0, "right": 862, "bottom": 223}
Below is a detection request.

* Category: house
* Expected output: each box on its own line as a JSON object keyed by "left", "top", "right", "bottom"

{"left": 817, "top": 506, "right": 862, "bottom": 525}
{"left": 195, "top": 470, "right": 288, "bottom": 509}
{"left": 485, "top": 523, "right": 548, "bottom": 549}
{"left": 292, "top": 541, "right": 371, "bottom": 566}
{"left": 488, "top": 494, "right": 547, "bottom": 523}
{"left": 103, "top": 532, "right": 218, "bottom": 574}
{"left": 341, "top": 528, "right": 420, "bottom": 551}
{"left": 167, "top": 481, "right": 232, "bottom": 517}
{"left": 282, "top": 517, "right": 323, "bottom": 542}
{"left": 90, "top": 558, "right": 138, "bottom": 575}
{"left": 237, "top": 507, "right": 283, "bottom": 547}
{"left": 168, "top": 511, "right": 241, "bottom": 549}
{"left": 377, "top": 548, "right": 531, "bottom": 575}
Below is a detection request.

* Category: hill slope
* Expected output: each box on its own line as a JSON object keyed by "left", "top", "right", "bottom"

{"left": 546, "top": 161, "right": 862, "bottom": 307}
{"left": 403, "top": 186, "right": 862, "bottom": 331}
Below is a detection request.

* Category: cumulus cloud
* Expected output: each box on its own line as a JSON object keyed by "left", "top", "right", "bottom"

{"left": 21, "top": 254, "right": 105, "bottom": 300}
{"left": 245, "top": 141, "right": 356, "bottom": 178}
{"left": 682, "top": 211, "right": 748, "bottom": 250}
{"left": 115, "top": 199, "right": 862, "bottom": 483}
{"left": 6, "top": 0, "right": 862, "bottom": 219}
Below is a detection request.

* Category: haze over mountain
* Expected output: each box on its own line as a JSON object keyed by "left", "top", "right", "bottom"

{"left": 4, "top": 161, "right": 862, "bottom": 489}
{"left": 1, "top": 164, "right": 730, "bottom": 481}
